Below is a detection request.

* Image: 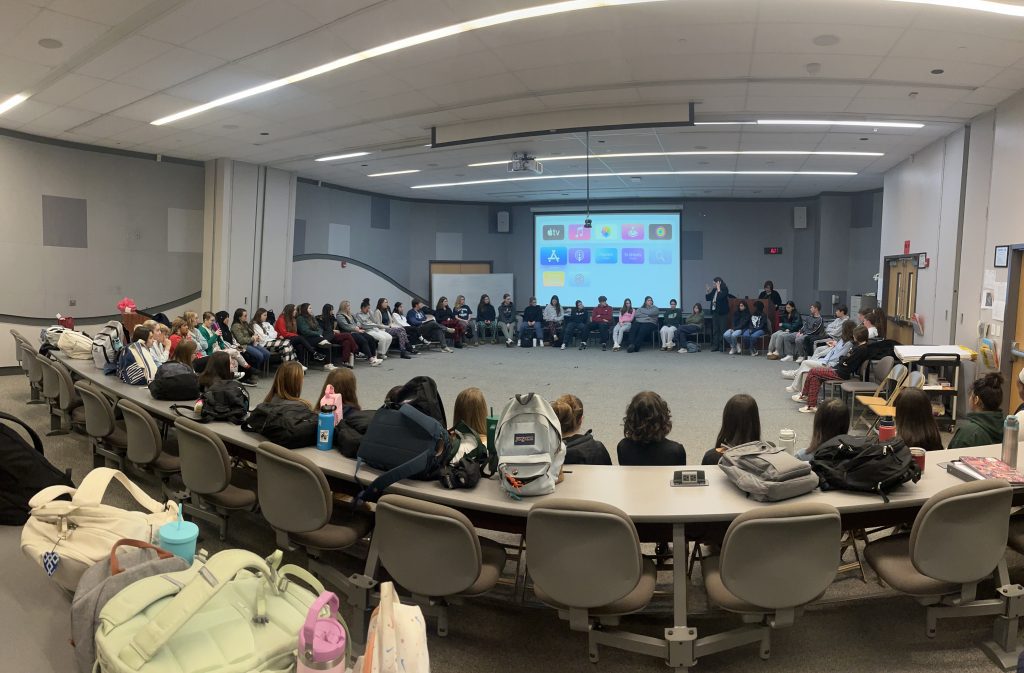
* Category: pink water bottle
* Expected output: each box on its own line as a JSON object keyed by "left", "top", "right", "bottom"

{"left": 298, "top": 592, "right": 347, "bottom": 673}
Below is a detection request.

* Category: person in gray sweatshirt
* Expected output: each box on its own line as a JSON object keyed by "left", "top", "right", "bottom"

{"left": 626, "top": 296, "right": 660, "bottom": 353}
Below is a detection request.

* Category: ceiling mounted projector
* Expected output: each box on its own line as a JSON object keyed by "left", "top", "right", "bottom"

{"left": 508, "top": 152, "right": 543, "bottom": 174}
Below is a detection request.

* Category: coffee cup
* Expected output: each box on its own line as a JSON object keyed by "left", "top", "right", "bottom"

{"left": 910, "top": 447, "right": 926, "bottom": 473}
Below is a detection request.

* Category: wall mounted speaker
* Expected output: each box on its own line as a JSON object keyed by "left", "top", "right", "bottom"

{"left": 496, "top": 210, "right": 510, "bottom": 233}
{"left": 793, "top": 206, "right": 808, "bottom": 229}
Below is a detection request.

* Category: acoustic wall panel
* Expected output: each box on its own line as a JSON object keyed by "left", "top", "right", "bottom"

{"left": 42, "top": 195, "right": 87, "bottom": 248}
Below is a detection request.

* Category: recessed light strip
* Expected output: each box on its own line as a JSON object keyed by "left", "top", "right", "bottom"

{"left": 367, "top": 169, "right": 421, "bottom": 177}
{"left": 467, "top": 150, "right": 883, "bottom": 167}
{"left": 413, "top": 170, "right": 857, "bottom": 189}
{"left": 315, "top": 151, "right": 371, "bottom": 162}
{"left": 694, "top": 119, "right": 924, "bottom": 128}
{"left": 151, "top": 0, "right": 670, "bottom": 126}
{"left": 0, "top": 93, "right": 29, "bottom": 116}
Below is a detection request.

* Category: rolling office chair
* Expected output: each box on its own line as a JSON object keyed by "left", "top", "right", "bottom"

{"left": 117, "top": 399, "right": 181, "bottom": 500}
{"left": 865, "top": 480, "right": 1022, "bottom": 670}
{"left": 174, "top": 417, "right": 257, "bottom": 540}
{"left": 374, "top": 494, "right": 507, "bottom": 636}
{"left": 74, "top": 381, "right": 128, "bottom": 469}
{"left": 36, "top": 354, "right": 83, "bottom": 435}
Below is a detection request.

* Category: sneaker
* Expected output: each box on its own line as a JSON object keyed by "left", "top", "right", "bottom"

{"left": 781, "top": 370, "right": 796, "bottom": 379}
{"left": 318, "top": 339, "right": 331, "bottom": 347}
{"left": 400, "top": 351, "right": 411, "bottom": 359}
{"left": 612, "top": 344, "right": 620, "bottom": 351}
{"left": 795, "top": 356, "right": 806, "bottom": 363}
{"left": 560, "top": 343, "right": 566, "bottom": 350}
{"left": 442, "top": 346, "right": 454, "bottom": 353}
{"left": 348, "top": 354, "right": 355, "bottom": 368}
{"left": 677, "top": 347, "right": 688, "bottom": 353}
{"left": 798, "top": 405, "right": 816, "bottom": 414}
{"left": 234, "top": 371, "right": 246, "bottom": 380}
{"left": 446, "top": 327, "right": 456, "bottom": 334}
{"left": 300, "top": 364, "right": 308, "bottom": 372}
{"left": 420, "top": 336, "right": 429, "bottom": 344}
{"left": 323, "top": 363, "right": 337, "bottom": 371}
{"left": 766, "top": 352, "right": 780, "bottom": 360}
{"left": 238, "top": 377, "right": 257, "bottom": 387}
{"left": 668, "top": 341, "right": 675, "bottom": 349}
{"left": 780, "top": 355, "right": 794, "bottom": 362}
{"left": 786, "top": 385, "right": 797, "bottom": 393}
{"left": 791, "top": 393, "right": 806, "bottom": 402}
{"left": 750, "top": 349, "right": 758, "bottom": 356}
{"left": 355, "top": 353, "right": 367, "bottom": 359}
{"left": 581, "top": 341, "right": 588, "bottom": 350}
{"left": 506, "top": 340, "right": 513, "bottom": 348}
{"left": 533, "top": 339, "right": 538, "bottom": 348}
{"left": 626, "top": 344, "right": 637, "bottom": 353}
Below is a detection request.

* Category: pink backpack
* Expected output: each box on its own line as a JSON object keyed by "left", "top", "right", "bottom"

{"left": 320, "top": 385, "right": 343, "bottom": 425}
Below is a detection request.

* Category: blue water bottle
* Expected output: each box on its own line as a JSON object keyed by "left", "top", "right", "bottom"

{"left": 317, "top": 405, "right": 336, "bottom": 451}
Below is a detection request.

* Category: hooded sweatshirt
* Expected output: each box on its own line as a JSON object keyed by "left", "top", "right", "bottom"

{"left": 564, "top": 431, "right": 612, "bottom": 465}
{"left": 948, "top": 411, "right": 1005, "bottom": 449}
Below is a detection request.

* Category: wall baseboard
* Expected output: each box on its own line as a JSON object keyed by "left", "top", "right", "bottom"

{"left": 0, "top": 366, "right": 24, "bottom": 376}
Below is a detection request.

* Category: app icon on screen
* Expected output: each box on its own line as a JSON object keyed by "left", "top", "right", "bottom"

{"left": 570, "top": 272, "right": 589, "bottom": 287}
{"left": 540, "top": 247, "right": 566, "bottom": 266}
{"left": 650, "top": 248, "right": 672, "bottom": 264}
{"left": 542, "top": 225, "right": 564, "bottom": 240}
{"left": 595, "top": 248, "right": 617, "bottom": 264}
{"left": 543, "top": 271, "right": 565, "bottom": 287}
{"left": 598, "top": 225, "right": 615, "bottom": 240}
{"left": 568, "top": 224, "right": 591, "bottom": 240}
{"left": 621, "top": 248, "right": 645, "bottom": 264}
{"left": 621, "top": 224, "right": 644, "bottom": 241}
{"left": 649, "top": 223, "right": 673, "bottom": 240}
{"left": 568, "top": 248, "right": 591, "bottom": 264}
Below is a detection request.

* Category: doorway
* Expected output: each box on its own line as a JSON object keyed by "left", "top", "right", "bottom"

{"left": 882, "top": 255, "right": 920, "bottom": 345}
{"left": 1002, "top": 245, "right": 1024, "bottom": 414}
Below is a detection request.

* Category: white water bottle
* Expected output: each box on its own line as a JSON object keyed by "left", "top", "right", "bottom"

{"left": 778, "top": 428, "right": 796, "bottom": 454}
{"left": 1002, "top": 415, "right": 1020, "bottom": 468}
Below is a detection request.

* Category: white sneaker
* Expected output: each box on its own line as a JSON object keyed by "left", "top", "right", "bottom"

{"left": 786, "top": 385, "right": 797, "bottom": 393}
{"left": 442, "top": 346, "right": 454, "bottom": 353}
{"left": 612, "top": 344, "right": 620, "bottom": 351}
{"left": 780, "top": 355, "right": 794, "bottom": 362}
{"left": 560, "top": 343, "right": 566, "bottom": 350}
{"left": 234, "top": 371, "right": 246, "bottom": 380}
{"left": 791, "top": 393, "right": 806, "bottom": 402}
{"left": 750, "top": 349, "right": 758, "bottom": 356}
{"left": 668, "top": 341, "right": 675, "bottom": 349}
{"left": 323, "top": 363, "right": 337, "bottom": 371}
{"left": 318, "top": 339, "right": 331, "bottom": 347}
{"left": 795, "top": 356, "right": 806, "bottom": 363}
{"left": 677, "top": 347, "right": 688, "bottom": 353}
{"left": 420, "top": 336, "right": 429, "bottom": 344}
{"left": 369, "top": 357, "right": 382, "bottom": 366}
{"left": 781, "top": 370, "right": 796, "bottom": 379}
{"left": 300, "top": 364, "right": 308, "bottom": 372}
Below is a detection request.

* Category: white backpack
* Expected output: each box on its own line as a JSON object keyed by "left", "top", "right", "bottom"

{"left": 41, "top": 325, "right": 66, "bottom": 347}
{"left": 57, "top": 330, "right": 94, "bottom": 360}
{"left": 92, "top": 320, "right": 126, "bottom": 370}
{"left": 494, "top": 393, "right": 565, "bottom": 498}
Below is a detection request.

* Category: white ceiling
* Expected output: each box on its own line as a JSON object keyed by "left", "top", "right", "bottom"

{"left": 2, "top": 0, "right": 1024, "bottom": 201}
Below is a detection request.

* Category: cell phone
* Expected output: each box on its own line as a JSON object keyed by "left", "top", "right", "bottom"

{"left": 671, "top": 470, "right": 707, "bottom": 487}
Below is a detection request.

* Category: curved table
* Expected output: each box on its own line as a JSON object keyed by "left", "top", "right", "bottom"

{"left": 53, "top": 353, "right": 1022, "bottom": 669}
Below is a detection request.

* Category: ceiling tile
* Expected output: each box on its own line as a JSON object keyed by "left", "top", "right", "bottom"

{"left": 70, "top": 114, "right": 147, "bottom": 139}
{"left": 536, "top": 88, "right": 641, "bottom": 110}
{"left": 910, "top": 8, "right": 1024, "bottom": 42}
{"left": 235, "top": 29, "right": 346, "bottom": 79}
{"left": 328, "top": 0, "right": 460, "bottom": 52}
{"left": 747, "top": 81, "right": 863, "bottom": 98}
{"left": 888, "top": 28, "right": 1024, "bottom": 68}
{"left": 0, "top": 53, "right": 52, "bottom": 95}
{"left": 754, "top": 22, "right": 905, "bottom": 56}
{"left": 871, "top": 57, "right": 1002, "bottom": 87}
{"left": 855, "top": 84, "right": 968, "bottom": 101}
{"left": 46, "top": 0, "right": 142, "bottom": 26}
{"left": 845, "top": 96, "right": 959, "bottom": 116}
{"left": 20, "top": 106, "right": 97, "bottom": 134}
{"left": 759, "top": 0, "right": 918, "bottom": 28}
{"left": 68, "top": 80, "right": 152, "bottom": 113}
{"left": 1, "top": 8, "right": 108, "bottom": 67}
{"left": 2, "top": 97, "right": 54, "bottom": 125}
{"left": 164, "top": 66, "right": 268, "bottom": 102}
{"left": 0, "top": 0, "right": 42, "bottom": 45}
{"left": 962, "top": 86, "right": 1017, "bottom": 106}
{"left": 422, "top": 72, "right": 530, "bottom": 108}
{"left": 750, "top": 53, "right": 883, "bottom": 79}
{"left": 115, "top": 92, "right": 204, "bottom": 122}
{"left": 76, "top": 35, "right": 174, "bottom": 80}
{"left": 184, "top": 2, "right": 321, "bottom": 61}
{"left": 746, "top": 96, "right": 854, "bottom": 113}
{"left": 941, "top": 101, "right": 994, "bottom": 119}
{"left": 141, "top": 0, "right": 271, "bottom": 46}
{"left": 986, "top": 67, "right": 1024, "bottom": 90}
{"left": 389, "top": 50, "right": 509, "bottom": 90}
{"left": 116, "top": 46, "right": 226, "bottom": 90}
{"left": 31, "top": 72, "right": 105, "bottom": 105}
{"left": 692, "top": 96, "right": 748, "bottom": 113}
{"left": 626, "top": 52, "right": 752, "bottom": 81}
{"left": 514, "top": 61, "right": 633, "bottom": 92}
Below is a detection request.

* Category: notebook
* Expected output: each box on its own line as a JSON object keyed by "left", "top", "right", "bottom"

{"left": 947, "top": 456, "right": 1024, "bottom": 484}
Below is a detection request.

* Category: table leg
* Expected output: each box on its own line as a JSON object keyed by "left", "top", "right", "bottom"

{"left": 666, "top": 522, "right": 697, "bottom": 668}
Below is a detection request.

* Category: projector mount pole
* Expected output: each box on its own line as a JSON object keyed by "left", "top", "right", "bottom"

{"left": 585, "top": 131, "right": 590, "bottom": 224}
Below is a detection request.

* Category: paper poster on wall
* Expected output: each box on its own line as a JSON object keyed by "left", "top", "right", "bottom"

{"left": 981, "top": 269, "right": 996, "bottom": 309}
{"left": 992, "top": 300, "right": 1006, "bottom": 322}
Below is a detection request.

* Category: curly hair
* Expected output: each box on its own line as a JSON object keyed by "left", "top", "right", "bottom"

{"left": 623, "top": 391, "right": 672, "bottom": 443}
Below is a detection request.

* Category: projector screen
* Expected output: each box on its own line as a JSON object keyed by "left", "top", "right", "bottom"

{"left": 534, "top": 212, "right": 682, "bottom": 307}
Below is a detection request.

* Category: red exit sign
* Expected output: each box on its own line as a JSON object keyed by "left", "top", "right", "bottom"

{"left": 764, "top": 247, "right": 783, "bottom": 255}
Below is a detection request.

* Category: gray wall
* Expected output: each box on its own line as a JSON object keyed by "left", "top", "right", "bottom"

{"left": 294, "top": 181, "right": 882, "bottom": 312}
{"left": 0, "top": 133, "right": 204, "bottom": 319}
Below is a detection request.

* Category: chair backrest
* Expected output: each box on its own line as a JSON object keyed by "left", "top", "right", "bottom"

{"left": 11, "top": 332, "right": 26, "bottom": 367}
{"left": 526, "top": 499, "right": 644, "bottom": 609}
{"left": 36, "top": 355, "right": 61, "bottom": 403}
{"left": 910, "top": 479, "right": 1011, "bottom": 584}
{"left": 878, "top": 363, "right": 908, "bottom": 402}
{"left": 74, "top": 381, "right": 117, "bottom": 439}
{"left": 51, "top": 359, "right": 80, "bottom": 411}
{"left": 117, "top": 399, "right": 163, "bottom": 465}
{"left": 906, "top": 370, "right": 925, "bottom": 389}
{"left": 23, "top": 344, "right": 43, "bottom": 384}
{"left": 871, "top": 356, "right": 895, "bottom": 383}
{"left": 376, "top": 494, "right": 482, "bottom": 597}
{"left": 254, "top": 441, "right": 331, "bottom": 534}
{"left": 720, "top": 502, "right": 840, "bottom": 609}
{"left": 174, "top": 417, "right": 231, "bottom": 496}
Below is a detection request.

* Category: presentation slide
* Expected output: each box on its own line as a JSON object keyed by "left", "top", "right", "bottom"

{"left": 534, "top": 212, "right": 681, "bottom": 307}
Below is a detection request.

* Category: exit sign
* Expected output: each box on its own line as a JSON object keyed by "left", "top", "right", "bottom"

{"left": 764, "top": 247, "right": 783, "bottom": 255}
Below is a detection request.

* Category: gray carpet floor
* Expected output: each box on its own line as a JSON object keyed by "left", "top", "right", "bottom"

{"left": 0, "top": 345, "right": 993, "bottom": 673}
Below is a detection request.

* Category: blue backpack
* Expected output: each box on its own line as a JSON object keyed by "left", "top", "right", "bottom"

{"left": 116, "top": 343, "right": 155, "bottom": 385}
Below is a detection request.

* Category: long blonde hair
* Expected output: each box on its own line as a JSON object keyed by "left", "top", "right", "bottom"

{"left": 265, "top": 362, "right": 311, "bottom": 408}
{"left": 452, "top": 387, "right": 487, "bottom": 435}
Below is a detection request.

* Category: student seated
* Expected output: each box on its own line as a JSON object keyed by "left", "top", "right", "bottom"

{"left": 702, "top": 394, "right": 761, "bottom": 465}
{"left": 626, "top": 296, "right": 658, "bottom": 353}
{"left": 373, "top": 298, "right": 415, "bottom": 358}
{"left": 125, "top": 325, "right": 159, "bottom": 383}
{"left": 195, "top": 311, "right": 255, "bottom": 383}
{"left": 723, "top": 300, "right": 751, "bottom": 355}
{"left": 170, "top": 338, "right": 198, "bottom": 368}
{"left": 452, "top": 387, "right": 488, "bottom": 444}
{"left": 476, "top": 294, "right": 497, "bottom": 343}
{"left": 251, "top": 307, "right": 297, "bottom": 365}
{"left": 197, "top": 351, "right": 234, "bottom": 391}
{"left": 355, "top": 298, "right": 394, "bottom": 356}
{"left": 743, "top": 300, "right": 769, "bottom": 356}
{"left": 779, "top": 301, "right": 823, "bottom": 362}
{"left": 794, "top": 399, "right": 849, "bottom": 461}
{"left": 407, "top": 299, "right": 452, "bottom": 352}
{"left": 562, "top": 300, "right": 589, "bottom": 350}
{"left": 496, "top": 294, "right": 517, "bottom": 347}
{"left": 611, "top": 298, "right": 634, "bottom": 352}
{"left": 264, "top": 361, "right": 312, "bottom": 408}
{"left": 796, "top": 325, "right": 870, "bottom": 412}
{"left": 316, "top": 303, "right": 358, "bottom": 368}
{"left": 453, "top": 295, "right": 478, "bottom": 345}
{"left": 676, "top": 303, "right": 704, "bottom": 352}
{"left": 336, "top": 300, "right": 383, "bottom": 365}
{"left": 766, "top": 301, "right": 802, "bottom": 360}
{"left": 275, "top": 303, "right": 328, "bottom": 365}
{"left": 894, "top": 388, "right": 944, "bottom": 452}
{"left": 587, "top": 295, "right": 613, "bottom": 350}
{"left": 542, "top": 294, "right": 564, "bottom": 346}
{"left": 320, "top": 367, "right": 373, "bottom": 457}
{"left": 784, "top": 320, "right": 855, "bottom": 394}
{"left": 146, "top": 321, "right": 170, "bottom": 365}
{"left": 519, "top": 297, "right": 544, "bottom": 346}
{"left": 296, "top": 302, "right": 338, "bottom": 369}
{"left": 168, "top": 318, "right": 199, "bottom": 362}
{"left": 823, "top": 305, "right": 850, "bottom": 341}
{"left": 229, "top": 308, "right": 272, "bottom": 373}
{"left": 390, "top": 302, "right": 423, "bottom": 344}
{"left": 553, "top": 394, "right": 611, "bottom": 465}
{"left": 659, "top": 299, "right": 682, "bottom": 350}
{"left": 434, "top": 296, "right": 465, "bottom": 348}
{"left": 616, "top": 391, "right": 686, "bottom": 465}
{"left": 948, "top": 373, "right": 1006, "bottom": 449}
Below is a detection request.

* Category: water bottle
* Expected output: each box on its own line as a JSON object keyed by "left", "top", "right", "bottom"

{"left": 1002, "top": 415, "right": 1020, "bottom": 468}
{"left": 298, "top": 592, "right": 346, "bottom": 673}
{"left": 778, "top": 428, "right": 796, "bottom": 454}
{"left": 317, "top": 405, "right": 336, "bottom": 451}
{"left": 877, "top": 417, "right": 896, "bottom": 442}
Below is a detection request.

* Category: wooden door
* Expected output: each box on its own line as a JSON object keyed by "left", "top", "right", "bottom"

{"left": 884, "top": 257, "right": 917, "bottom": 345}
{"left": 1011, "top": 254, "right": 1024, "bottom": 413}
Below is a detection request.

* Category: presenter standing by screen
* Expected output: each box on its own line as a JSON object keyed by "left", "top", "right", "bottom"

{"left": 706, "top": 277, "right": 730, "bottom": 352}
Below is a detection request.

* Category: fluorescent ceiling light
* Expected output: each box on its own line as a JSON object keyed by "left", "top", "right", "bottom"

{"left": 315, "top": 151, "right": 371, "bottom": 162}
{"left": 889, "top": 0, "right": 1024, "bottom": 17}
{"left": 694, "top": 121, "right": 758, "bottom": 126}
{"left": 367, "top": 169, "right": 421, "bottom": 177}
{"left": 0, "top": 93, "right": 29, "bottom": 116}
{"left": 413, "top": 170, "right": 857, "bottom": 188}
{"left": 756, "top": 119, "right": 924, "bottom": 128}
{"left": 468, "top": 150, "right": 883, "bottom": 166}
{"left": 151, "top": 0, "right": 669, "bottom": 126}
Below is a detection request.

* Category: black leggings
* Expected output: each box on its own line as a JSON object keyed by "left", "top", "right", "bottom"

{"left": 348, "top": 331, "right": 377, "bottom": 357}
{"left": 628, "top": 322, "right": 657, "bottom": 351}
{"left": 287, "top": 335, "right": 324, "bottom": 360}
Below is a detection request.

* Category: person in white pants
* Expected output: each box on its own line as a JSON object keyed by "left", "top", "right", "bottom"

{"left": 784, "top": 322, "right": 854, "bottom": 392}
{"left": 660, "top": 299, "right": 681, "bottom": 350}
{"left": 611, "top": 299, "right": 634, "bottom": 351}
{"left": 355, "top": 300, "right": 393, "bottom": 357}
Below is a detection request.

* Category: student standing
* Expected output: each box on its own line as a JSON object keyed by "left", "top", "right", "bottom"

{"left": 626, "top": 296, "right": 658, "bottom": 353}
{"left": 758, "top": 281, "right": 782, "bottom": 311}
{"left": 660, "top": 299, "right": 682, "bottom": 350}
{"left": 497, "top": 294, "right": 517, "bottom": 347}
{"left": 705, "top": 277, "right": 730, "bottom": 352}
{"left": 611, "top": 298, "right": 634, "bottom": 352}
{"left": 588, "top": 295, "right": 613, "bottom": 350}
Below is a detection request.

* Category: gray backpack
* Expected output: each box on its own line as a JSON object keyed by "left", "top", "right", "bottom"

{"left": 718, "top": 441, "right": 820, "bottom": 502}
{"left": 71, "top": 539, "right": 189, "bottom": 673}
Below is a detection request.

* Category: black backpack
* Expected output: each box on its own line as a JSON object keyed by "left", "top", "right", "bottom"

{"left": 0, "top": 411, "right": 74, "bottom": 525}
{"left": 149, "top": 362, "right": 200, "bottom": 401}
{"left": 810, "top": 434, "right": 921, "bottom": 502}
{"left": 171, "top": 380, "right": 250, "bottom": 424}
{"left": 242, "top": 399, "right": 319, "bottom": 449}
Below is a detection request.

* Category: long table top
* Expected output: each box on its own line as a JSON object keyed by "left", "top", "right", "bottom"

{"left": 58, "top": 354, "right": 1020, "bottom": 525}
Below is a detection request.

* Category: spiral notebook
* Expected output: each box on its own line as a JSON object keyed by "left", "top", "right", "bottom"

{"left": 946, "top": 456, "right": 1024, "bottom": 484}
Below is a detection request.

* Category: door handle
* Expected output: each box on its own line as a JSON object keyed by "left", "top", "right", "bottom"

{"left": 1012, "top": 342, "right": 1024, "bottom": 360}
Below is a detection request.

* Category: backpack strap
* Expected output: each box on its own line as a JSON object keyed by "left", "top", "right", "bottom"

{"left": 169, "top": 405, "right": 209, "bottom": 423}
{"left": 357, "top": 446, "right": 438, "bottom": 505}
{"left": 0, "top": 410, "right": 44, "bottom": 456}
{"left": 71, "top": 467, "right": 173, "bottom": 514}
